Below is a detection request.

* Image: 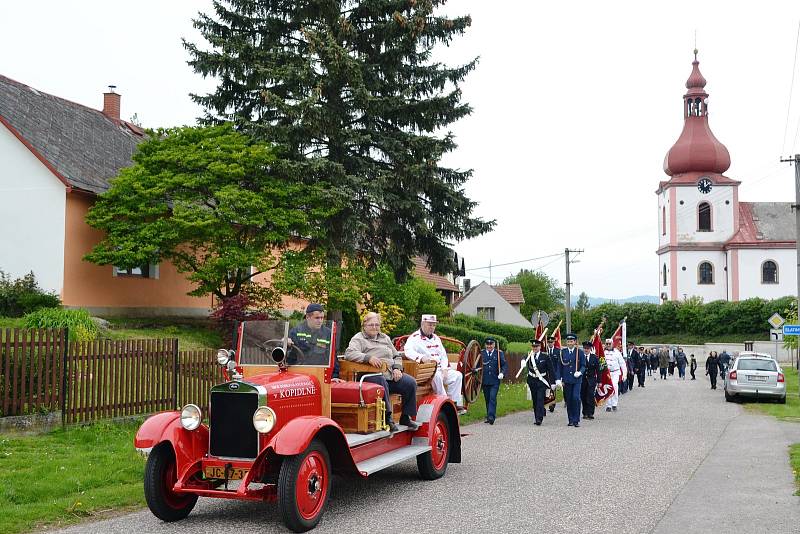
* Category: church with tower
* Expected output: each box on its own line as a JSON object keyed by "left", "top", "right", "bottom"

{"left": 657, "top": 52, "right": 796, "bottom": 303}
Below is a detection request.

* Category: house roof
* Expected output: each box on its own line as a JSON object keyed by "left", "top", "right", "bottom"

{"left": 491, "top": 284, "right": 524, "bottom": 304}
{"left": 726, "top": 202, "right": 796, "bottom": 247}
{"left": 451, "top": 283, "right": 524, "bottom": 308}
{"left": 411, "top": 256, "right": 460, "bottom": 292}
{"left": 0, "top": 74, "right": 145, "bottom": 194}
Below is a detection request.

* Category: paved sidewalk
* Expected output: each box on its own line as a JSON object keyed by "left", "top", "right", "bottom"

{"left": 50, "top": 373, "right": 799, "bottom": 534}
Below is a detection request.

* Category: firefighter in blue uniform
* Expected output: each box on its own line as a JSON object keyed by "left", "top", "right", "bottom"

{"left": 525, "top": 338, "right": 556, "bottom": 425}
{"left": 547, "top": 335, "right": 559, "bottom": 414}
{"left": 556, "top": 333, "right": 587, "bottom": 427}
{"left": 480, "top": 337, "right": 508, "bottom": 425}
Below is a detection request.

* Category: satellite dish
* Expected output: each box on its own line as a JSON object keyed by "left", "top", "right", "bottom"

{"left": 532, "top": 310, "right": 550, "bottom": 327}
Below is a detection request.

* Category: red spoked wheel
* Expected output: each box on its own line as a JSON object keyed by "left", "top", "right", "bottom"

{"left": 417, "top": 412, "right": 450, "bottom": 479}
{"left": 462, "top": 339, "right": 483, "bottom": 405}
{"left": 279, "top": 439, "right": 331, "bottom": 532}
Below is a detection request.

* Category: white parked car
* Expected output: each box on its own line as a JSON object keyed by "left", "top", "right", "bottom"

{"left": 724, "top": 352, "right": 786, "bottom": 404}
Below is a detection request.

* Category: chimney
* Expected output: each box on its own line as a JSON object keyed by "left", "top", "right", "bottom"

{"left": 102, "top": 85, "right": 120, "bottom": 120}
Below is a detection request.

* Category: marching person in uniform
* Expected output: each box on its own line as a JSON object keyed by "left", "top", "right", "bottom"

{"left": 556, "top": 333, "right": 586, "bottom": 427}
{"left": 403, "top": 314, "right": 467, "bottom": 414}
{"left": 480, "top": 337, "right": 507, "bottom": 425}
{"left": 581, "top": 340, "right": 599, "bottom": 420}
{"left": 524, "top": 338, "right": 555, "bottom": 425}
{"left": 604, "top": 338, "right": 626, "bottom": 412}
{"left": 546, "top": 335, "right": 559, "bottom": 414}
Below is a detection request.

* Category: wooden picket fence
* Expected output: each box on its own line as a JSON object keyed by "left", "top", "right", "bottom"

{"left": 0, "top": 328, "right": 222, "bottom": 424}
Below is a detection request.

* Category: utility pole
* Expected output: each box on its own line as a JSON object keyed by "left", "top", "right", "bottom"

{"left": 564, "top": 248, "right": 584, "bottom": 333}
{"left": 780, "top": 154, "right": 800, "bottom": 358}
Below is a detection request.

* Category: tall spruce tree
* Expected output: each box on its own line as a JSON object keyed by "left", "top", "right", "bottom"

{"left": 185, "top": 0, "right": 494, "bottom": 282}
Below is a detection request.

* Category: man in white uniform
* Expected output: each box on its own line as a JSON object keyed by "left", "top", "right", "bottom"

{"left": 603, "top": 338, "right": 627, "bottom": 412}
{"left": 403, "top": 314, "right": 466, "bottom": 414}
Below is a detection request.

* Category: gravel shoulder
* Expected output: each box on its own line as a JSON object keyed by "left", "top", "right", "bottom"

{"left": 48, "top": 373, "right": 800, "bottom": 534}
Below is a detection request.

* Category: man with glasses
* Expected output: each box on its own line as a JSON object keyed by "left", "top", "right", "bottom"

{"left": 344, "top": 312, "right": 418, "bottom": 431}
{"left": 404, "top": 314, "right": 466, "bottom": 414}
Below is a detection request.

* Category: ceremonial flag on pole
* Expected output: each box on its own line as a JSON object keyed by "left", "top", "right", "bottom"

{"left": 593, "top": 323, "right": 615, "bottom": 406}
{"left": 612, "top": 322, "right": 623, "bottom": 352}
{"left": 552, "top": 323, "right": 562, "bottom": 350}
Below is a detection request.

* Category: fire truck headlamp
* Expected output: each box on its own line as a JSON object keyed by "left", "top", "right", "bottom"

{"left": 253, "top": 406, "right": 276, "bottom": 434}
{"left": 216, "top": 349, "right": 232, "bottom": 366}
{"left": 180, "top": 404, "right": 202, "bottom": 431}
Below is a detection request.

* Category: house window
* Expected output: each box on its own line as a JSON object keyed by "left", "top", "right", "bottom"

{"left": 477, "top": 307, "right": 495, "bottom": 321}
{"left": 113, "top": 263, "right": 158, "bottom": 279}
{"left": 662, "top": 264, "right": 667, "bottom": 286}
{"left": 762, "top": 260, "right": 778, "bottom": 284}
{"left": 698, "top": 202, "right": 712, "bottom": 231}
{"left": 662, "top": 206, "right": 666, "bottom": 236}
{"left": 698, "top": 262, "right": 714, "bottom": 285}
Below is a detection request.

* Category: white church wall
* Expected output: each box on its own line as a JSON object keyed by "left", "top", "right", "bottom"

{"left": 658, "top": 189, "right": 670, "bottom": 248}
{"left": 657, "top": 253, "right": 670, "bottom": 300}
{"left": 674, "top": 185, "right": 735, "bottom": 243}
{"left": 675, "top": 250, "right": 728, "bottom": 302}
{"left": 737, "top": 248, "right": 796, "bottom": 300}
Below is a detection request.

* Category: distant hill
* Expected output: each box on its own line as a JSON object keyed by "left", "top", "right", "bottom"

{"left": 571, "top": 295, "right": 660, "bottom": 307}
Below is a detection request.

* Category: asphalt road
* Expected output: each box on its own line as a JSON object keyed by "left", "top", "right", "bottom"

{"left": 49, "top": 372, "right": 800, "bottom": 534}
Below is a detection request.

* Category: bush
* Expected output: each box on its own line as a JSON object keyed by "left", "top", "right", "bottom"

{"left": 23, "top": 308, "right": 98, "bottom": 341}
{"left": 448, "top": 314, "right": 534, "bottom": 343}
{"left": 0, "top": 270, "right": 60, "bottom": 317}
{"left": 210, "top": 293, "right": 270, "bottom": 346}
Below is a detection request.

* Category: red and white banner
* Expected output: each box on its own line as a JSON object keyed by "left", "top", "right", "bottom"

{"left": 593, "top": 326, "right": 615, "bottom": 406}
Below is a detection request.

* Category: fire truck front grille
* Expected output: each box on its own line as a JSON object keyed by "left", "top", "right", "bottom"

{"left": 209, "top": 391, "right": 259, "bottom": 459}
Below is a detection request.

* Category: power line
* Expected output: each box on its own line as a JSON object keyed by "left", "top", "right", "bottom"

{"left": 782, "top": 19, "right": 800, "bottom": 154}
{"left": 465, "top": 252, "right": 564, "bottom": 272}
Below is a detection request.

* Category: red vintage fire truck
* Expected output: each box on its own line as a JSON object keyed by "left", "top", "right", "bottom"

{"left": 134, "top": 319, "right": 480, "bottom": 532}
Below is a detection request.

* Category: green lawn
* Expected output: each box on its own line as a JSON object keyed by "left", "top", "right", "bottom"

{"left": 0, "top": 421, "right": 145, "bottom": 534}
{"left": 460, "top": 382, "right": 560, "bottom": 425}
{"left": 102, "top": 317, "right": 222, "bottom": 351}
{"left": 739, "top": 366, "right": 800, "bottom": 493}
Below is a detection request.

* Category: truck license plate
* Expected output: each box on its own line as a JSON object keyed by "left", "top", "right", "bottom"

{"left": 204, "top": 466, "right": 249, "bottom": 480}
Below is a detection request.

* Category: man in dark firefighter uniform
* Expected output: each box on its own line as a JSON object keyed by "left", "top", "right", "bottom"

{"left": 547, "top": 335, "right": 559, "bottom": 414}
{"left": 524, "top": 339, "right": 555, "bottom": 426}
{"left": 557, "top": 333, "right": 587, "bottom": 427}
{"left": 581, "top": 340, "right": 599, "bottom": 420}
{"left": 481, "top": 337, "right": 508, "bottom": 425}
{"left": 288, "top": 303, "right": 334, "bottom": 368}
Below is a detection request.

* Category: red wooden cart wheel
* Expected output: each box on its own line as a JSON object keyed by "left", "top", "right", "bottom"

{"left": 279, "top": 440, "right": 331, "bottom": 532}
{"left": 462, "top": 339, "right": 483, "bottom": 405}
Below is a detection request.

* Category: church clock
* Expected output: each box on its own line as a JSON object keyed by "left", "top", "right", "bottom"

{"left": 697, "top": 176, "right": 712, "bottom": 194}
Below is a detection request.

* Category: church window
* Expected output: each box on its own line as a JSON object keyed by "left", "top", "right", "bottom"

{"left": 662, "top": 207, "right": 666, "bottom": 235}
{"left": 698, "top": 262, "right": 714, "bottom": 285}
{"left": 662, "top": 264, "right": 667, "bottom": 286}
{"left": 762, "top": 261, "right": 778, "bottom": 284}
{"left": 698, "top": 202, "right": 712, "bottom": 232}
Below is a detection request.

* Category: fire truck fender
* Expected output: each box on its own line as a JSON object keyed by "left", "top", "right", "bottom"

{"left": 134, "top": 411, "right": 209, "bottom": 474}
{"left": 269, "top": 416, "right": 358, "bottom": 475}
{"left": 416, "top": 397, "right": 461, "bottom": 464}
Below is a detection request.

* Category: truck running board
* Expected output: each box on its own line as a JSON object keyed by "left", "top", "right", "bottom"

{"left": 356, "top": 444, "right": 431, "bottom": 476}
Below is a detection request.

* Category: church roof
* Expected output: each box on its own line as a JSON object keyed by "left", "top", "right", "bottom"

{"left": 663, "top": 52, "right": 731, "bottom": 177}
{"left": 0, "top": 74, "right": 145, "bottom": 194}
{"left": 656, "top": 171, "right": 740, "bottom": 193}
{"left": 726, "top": 202, "right": 796, "bottom": 247}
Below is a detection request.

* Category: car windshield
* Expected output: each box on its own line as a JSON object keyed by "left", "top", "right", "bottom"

{"left": 737, "top": 359, "right": 777, "bottom": 372}
{"left": 237, "top": 319, "right": 336, "bottom": 368}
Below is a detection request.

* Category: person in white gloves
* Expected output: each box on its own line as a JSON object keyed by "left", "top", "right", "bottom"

{"left": 603, "top": 338, "right": 626, "bottom": 412}
{"left": 555, "top": 333, "right": 587, "bottom": 427}
{"left": 403, "top": 314, "right": 466, "bottom": 414}
{"left": 480, "top": 337, "right": 508, "bottom": 424}
{"left": 524, "top": 338, "right": 556, "bottom": 425}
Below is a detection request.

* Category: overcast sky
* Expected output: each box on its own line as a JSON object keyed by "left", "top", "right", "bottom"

{"left": 2, "top": 1, "right": 800, "bottom": 300}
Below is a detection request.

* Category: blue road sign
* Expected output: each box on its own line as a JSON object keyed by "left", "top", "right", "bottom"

{"left": 782, "top": 324, "right": 800, "bottom": 336}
